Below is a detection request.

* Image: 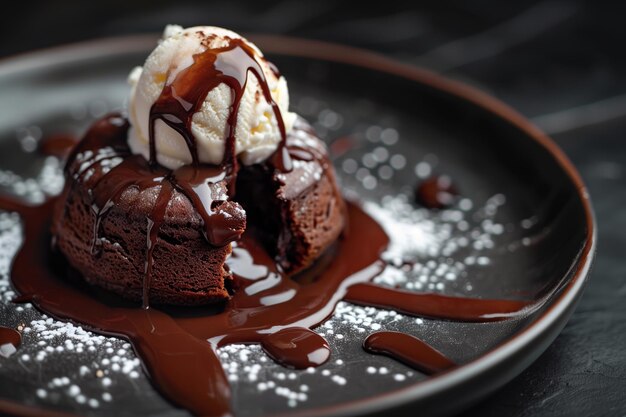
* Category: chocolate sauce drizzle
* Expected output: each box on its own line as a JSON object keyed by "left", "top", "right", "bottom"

{"left": 261, "top": 327, "right": 330, "bottom": 369}
{"left": 38, "top": 133, "right": 78, "bottom": 158}
{"left": 0, "top": 186, "right": 536, "bottom": 416}
{"left": 123, "top": 36, "right": 291, "bottom": 308}
{"left": 149, "top": 36, "right": 290, "bottom": 175}
{"left": 415, "top": 175, "right": 458, "bottom": 209}
{"left": 0, "top": 36, "right": 538, "bottom": 416}
{"left": 3, "top": 196, "right": 385, "bottom": 416}
{"left": 63, "top": 116, "right": 245, "bottom": 309}
{"left": 0, "top": 326, "right": 21, "bottom": 358}
{"left": 345, "top": 283, "right": 530, "bottom": 322}
{"left": 363, "top": 331, "right": 455, "bottom": 375}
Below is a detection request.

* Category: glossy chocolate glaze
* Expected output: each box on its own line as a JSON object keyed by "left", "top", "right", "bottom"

{"left": 1, "top": 170, "right": 535, "bottom": 415}
{"left": 0, "top": 34, "right": 536, "bottom": 416}
{"left": 39, "top": 133, "right": 78, "bottom": 158}
{"left": 345, "top": 283, "right": 530, "bottom": 322}
{"left": 0, "top": 326, "right": 21, "bottom": 357}
{"left": 2, "top": 193, "right": 386, "bottom": 416}
{"left": 64, "top": 115, "right": 245, "bottom": 308}
{"left": 363, "top": 331, "right": 456, "bottom": 375}
{"left": 261, "top": 327, "right": 330, "bottom": 369}
{"left": 148, "top": 35, "right": 289, "bottom": 175}
{"left": 119, "top": 36, "right": 291, "bottom": 307}
{"left": 415, "top": 175, "right": 458, "bottom": 209}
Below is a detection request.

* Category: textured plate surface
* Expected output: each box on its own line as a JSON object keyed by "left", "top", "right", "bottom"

{"left": 0, "top": 35, "right": 594, "bottom": 417}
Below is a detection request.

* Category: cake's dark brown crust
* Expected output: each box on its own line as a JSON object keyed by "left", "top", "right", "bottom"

{"left": 52, "top": 117, "right": 240, "bottom": 305}
{"left": 53, "top": 184, "right": 235, "bottom": 305}
{"left": 52, "top": 116, "right": 345, "bottom": 305}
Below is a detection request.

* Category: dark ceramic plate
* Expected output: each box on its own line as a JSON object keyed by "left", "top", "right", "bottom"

{"left": 0, "top": 35, "right": 595, "bottom": 417}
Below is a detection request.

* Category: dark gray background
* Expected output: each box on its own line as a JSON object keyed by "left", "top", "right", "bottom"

{"left": 1, "top": 1, "right": 624, "bottom": 416}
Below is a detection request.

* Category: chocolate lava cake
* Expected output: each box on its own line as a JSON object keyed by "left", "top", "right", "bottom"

{"left": 51, "top": 115, "right": 346, "bottom": 305}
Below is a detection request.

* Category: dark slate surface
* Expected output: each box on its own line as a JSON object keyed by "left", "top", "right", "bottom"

{"left": 1, "top": 1, "right": 624, "bottom": 415}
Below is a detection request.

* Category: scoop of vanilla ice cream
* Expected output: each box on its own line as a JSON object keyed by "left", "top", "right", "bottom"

{"left": 127, "top": 25, "right": 297, "bottom": 169}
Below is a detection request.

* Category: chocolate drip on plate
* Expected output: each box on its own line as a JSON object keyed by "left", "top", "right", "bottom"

{"left": 345, "top": 283, "right": 530, "bottom": 322}
{"left": 261, "top": 327, "right": 330, "bottom": 369}
{"left": 2, "top": 195, "right": 386, "bottom": 416}
{"left": 363, "top": 331, "right": 456, "bottom": 375}
{"left": 0, "top": 109, "right": 539, "bottom": 415}
{"left": 38, "top": 133, "right": 78, "bottom": 158}
{"left": 415, "top": 175, "right": 458, "bottom": 209}
{"left": 0, "top": 189, "right": 538, "bottom": 416}
{"left": 0, "top": 326, "right": 21, "bottom": 358}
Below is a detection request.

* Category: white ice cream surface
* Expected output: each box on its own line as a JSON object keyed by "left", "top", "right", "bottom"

{"left": 127, "top": 25, "right": 297, "bottom": 169}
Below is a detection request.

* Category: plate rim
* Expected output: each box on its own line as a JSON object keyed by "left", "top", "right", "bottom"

{"left": 0, "top": 34, "right": 596, "bottom": 417}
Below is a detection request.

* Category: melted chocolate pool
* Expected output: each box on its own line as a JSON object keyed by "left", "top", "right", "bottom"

{"left": 0, "top": 191, "right": 534, "bottom": 416}
{"left": 0, "top": 326, "right": 21, "bottom": 358}
{"left": 415, "top": 175, "right": 458, "bottom": 209}
{"left": 261, "top": 327, "right": 330, "bottom": 369}
{"left": 363, "top": 331, "right": 455, "bottom": 375}
{"left": 0, "top": 34, "right": 535, "bottom": 416}
{"left": 39, "top": 133, "right": 78, "bottom": 158}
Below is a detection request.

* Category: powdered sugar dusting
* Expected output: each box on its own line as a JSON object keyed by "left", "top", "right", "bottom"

{"left": 0, "top": 94, "right": 521, "bottom": 416}
{"left": 0, "top": 156, "right": 63, "bottom": 204}
{"left": 364, "top": 192, "right": 505, "bottom": 293}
